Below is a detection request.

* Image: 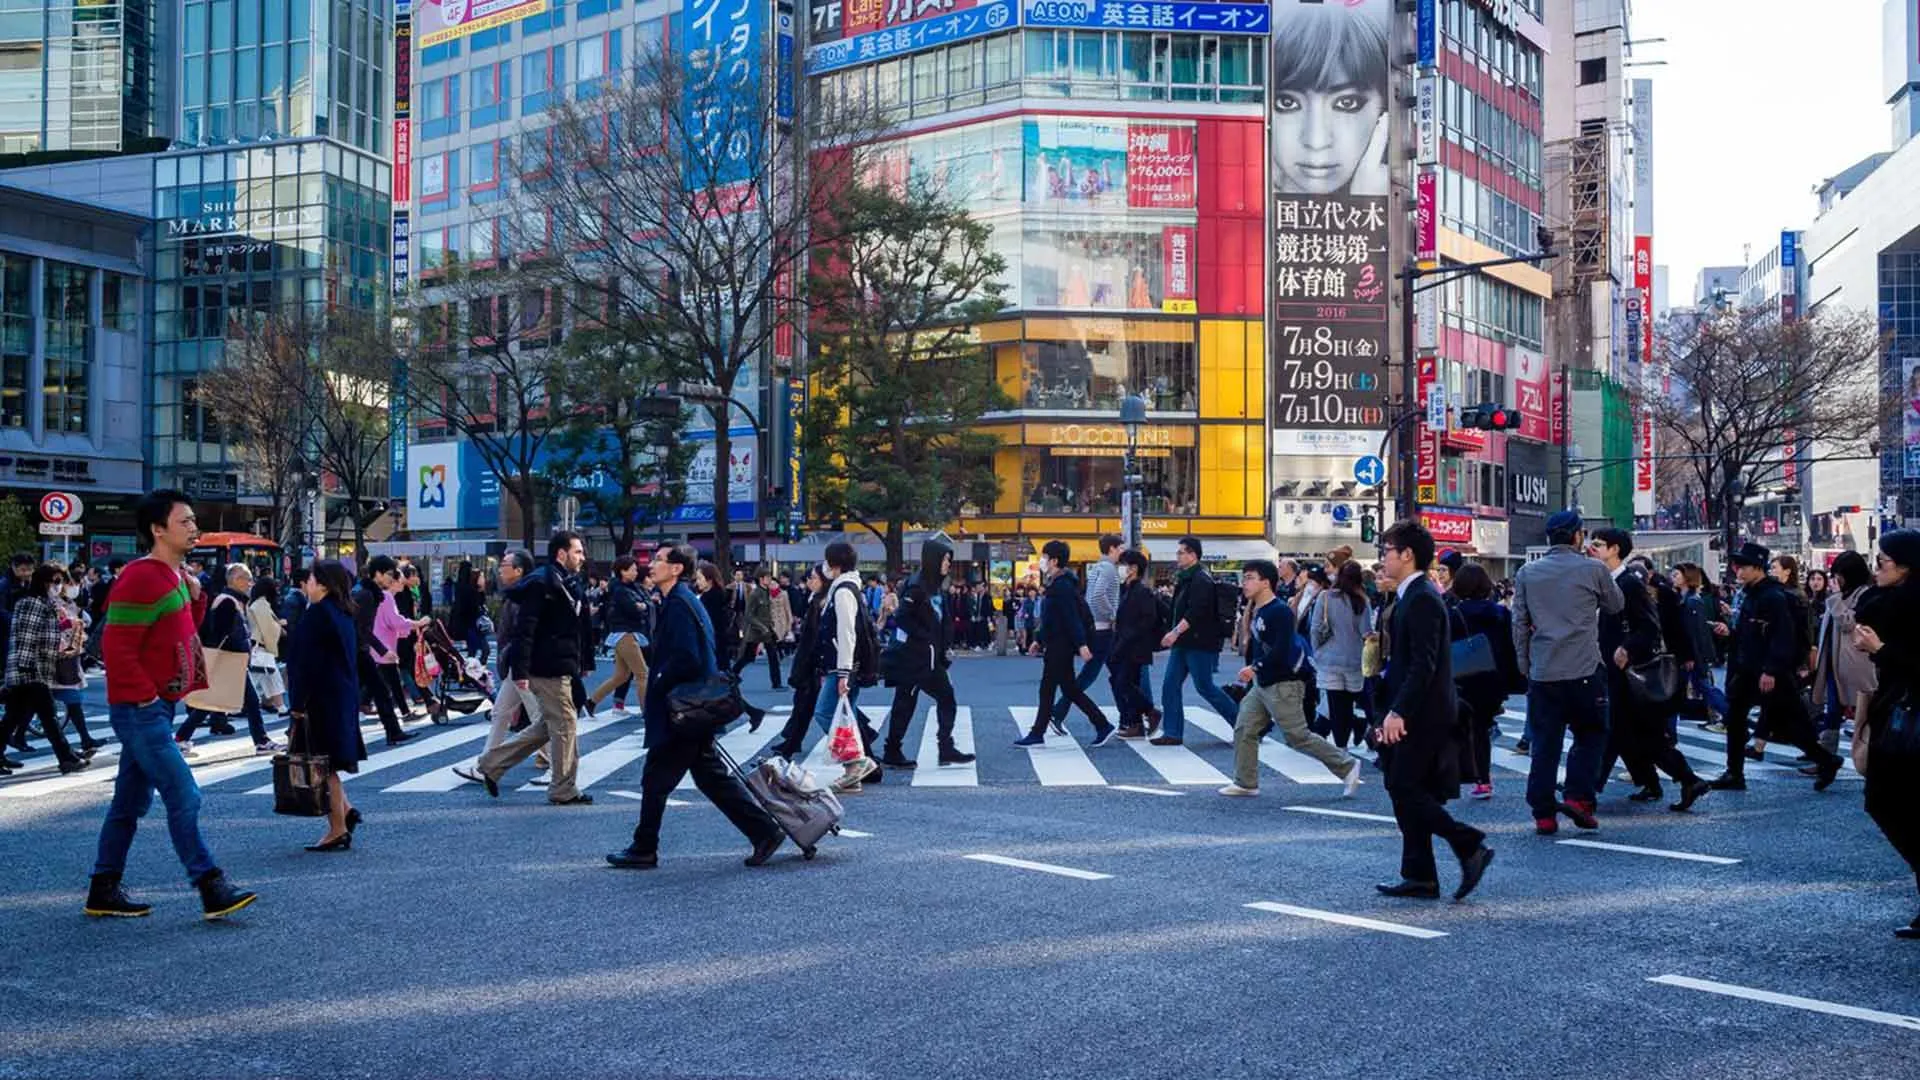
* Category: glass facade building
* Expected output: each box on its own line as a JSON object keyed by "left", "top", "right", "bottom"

{"left": 177, "top": 0, "right": 389, "bottom": 153}
{"left": 149, "top": 137, "right": 392, "bottom": 509}
{"left": 0, "top": 0, "right": 168, "bottom": 158}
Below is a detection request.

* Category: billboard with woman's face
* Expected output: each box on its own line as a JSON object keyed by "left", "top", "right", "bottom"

{"left": 1269, "top": 0, "right": 1393, "bottom": 452}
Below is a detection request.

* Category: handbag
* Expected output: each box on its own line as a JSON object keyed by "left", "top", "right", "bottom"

{"left": 1623, "top": 654, "right": 1685, "bottom": 707}
{"left": 826, "top": 696, "right": 866, "bottom": 765}
{"left": 1360, "top": 634, "right": 1383, "bottom": 679}
{"left": 183, "top": 646, "right": 248, "bottom": 714}
{"left": 1451, "top": 634, "right": 1497, "bottom": 680}
{"left": 272, "top": 717, "right": 332, "bottom": 817}
{"left": 412, "top": 630, "right": 442, "bottom": 689}
{"left": 666, "top": 674, "right": 744, "bottom": 738}
{"left": 1875, "top": 702, "right": 1920, "bottom": 763}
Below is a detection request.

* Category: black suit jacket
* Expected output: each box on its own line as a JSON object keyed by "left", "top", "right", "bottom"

{"left": 1381, "top": 574, "right": 1463, "bottom": 795}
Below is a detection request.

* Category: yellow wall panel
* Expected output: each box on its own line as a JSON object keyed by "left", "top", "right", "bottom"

{"left": 1243, "top": 423, "right": 1265, "bottom": 518}
{"left": 993, "top": 449, "right": 1023, "bottom": 513}
{"left": 994, "top": 343, "right": 1024, "bottom": 402}
{"left": 1243, "top": 322, "right": 1265, "bottom": 422}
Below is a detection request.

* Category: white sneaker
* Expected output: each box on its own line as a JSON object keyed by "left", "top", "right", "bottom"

{"left": 608, "top": 705, "right": 628, "bottom": 717}
{"left": 529, "top": 773, "right": 550, "bottom": 787}
{"left": 174, "top": 740, "right": 195, "bottom": 757}
{"left": 1218, "top": 783, "right": 1259, "bottom": 797}
{"left": 1342, "top": 763, "right": 1364, "bottom": 798}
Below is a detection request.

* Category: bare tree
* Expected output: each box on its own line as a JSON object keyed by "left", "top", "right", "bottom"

{"left": 400, "top": 263, "right": 569, "bottom": 549}
{"left": 514, "top": 36, "right": 887, "bottom": 571}
{"left": 803, "top": 178, "right": 1010, "bottom": 578}
{"left": 1648, "top": 307, "right": 1887, "bottom": 555}
{"left": 308, "top": 311, "right": 400, "bottom": 560}
{"left": 198, "top": 315, "right": 313, "bottom": 546}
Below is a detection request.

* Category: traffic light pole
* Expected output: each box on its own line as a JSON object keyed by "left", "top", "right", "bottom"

{"left": 1393, "top": 245, "right": 1556, "bottom": 525}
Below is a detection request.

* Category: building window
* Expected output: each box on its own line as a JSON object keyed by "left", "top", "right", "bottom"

{"left": 0, "top": 254, "right": 28, "bottom": 429}
{"left": 1022, "top": 337, "right": 1197, "bottom": 413}
{"left": 1019, "top": 446, "right": 1198, "bottom": 516}
{"left": 43, "top": 261, "right": 89, "bottom": 434}
{"left": 1579, "top": 57, "right": 1605, "bottom": 85}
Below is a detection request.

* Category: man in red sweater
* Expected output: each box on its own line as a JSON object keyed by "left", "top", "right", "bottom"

{"left": 84, "top": 489, "right": 258, "bottom": 921}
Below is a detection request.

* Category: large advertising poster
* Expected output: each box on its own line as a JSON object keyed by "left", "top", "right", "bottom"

{"left": 1023, "top": 118, "right": 1197, "bottom": 210}
{"left": 1269, "top": 0, "right": 1391, "bottom": 451}
{"left": 671, "top": 429, "right": 759, "bottom": 524}
{"left": 417, "top": 0, "right": 549, "bottom": 48}
{"left": 1513, "top": 345, "right": 1549, "bottom": 443}
{"left": 1903, "top": 358, "right": 1920, "bottom": 479}
{"left": 680, "top": 0, "right": 767, "bottom": 191}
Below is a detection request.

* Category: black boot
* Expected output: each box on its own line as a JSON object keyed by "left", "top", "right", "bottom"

{"left": 83, "top": 872, "right": 151, "bottom": 918}
{"left": 193, "top": 869, "right": 258, "bottom": 920}
{"left": 880, "top": 746, "right": 917, "bottom": 769}
{"left": 938, "top": 745, "right": 976, "bottom": 766}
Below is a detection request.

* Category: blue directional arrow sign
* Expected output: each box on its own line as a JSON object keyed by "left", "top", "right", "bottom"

{"left": 1331, "top": 504, "right": 1352, "bottom": 525}
{"left": 1353, "top": 455, "right": 1386, "bottom": 487}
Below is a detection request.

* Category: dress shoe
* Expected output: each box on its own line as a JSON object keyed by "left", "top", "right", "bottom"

{"left": 746, "top": 707, "right": 765, "bottom": 733}
{"left": 304, "top": 833, "right": 352, "bottom": 852}
{"left": 880, "top": 751, "right": 918, "bottom": 769}
{"left": 58, "top": 757, "right": 89, "bottom": 775}
{"left": 1375, "top": 880, "right": 1441, "bottom": 899}
{"left": 1, "top": 754, "right": 21, "bottom": 769}
{"left": 1670, "top": 778, "right": 1712, "bottom": 813}
{"left": 745, "top": 831, "right": 784, "bottom": 866}
{"left": 1743, "top": 746, "right": 1765, "bottom": 762}
{"left": 1144, "top": 707, "right": 1163, "bottom": 736}
{"left": 937, "top": 748, "right": 976, "bottom": 766}
{"left": 1896, "top": 915, "right": 1920, "bottom": 940}
{"left": 1116, "top": 723, "right": 1146, "bottom": 740}
{"left": 1813, "top": 756, "right": 1843, "bottom": 792}
{"left": 606, "top": 847, "right": 659, "bottom": 869}
{"left": 1454, "top": 846, "right": 1494, "bottom": 901}
{"left": 1149, "top": 735, "right": 1183, "bottom": 747}
{"left": 1627, "top": 785, "right": 1664, "bottom": 802}
{"left": 208, "top": 723, "right": 237, "bottom": 736}
{"left": 344, "top": 808, "right": 363, "bottom": 833}
{"left": 387, "top": 731, "right": 414, "bottom": 747}
{"left": 548, "top": 793, "right": 593, "bottom": 805}
{"left": 1706, "top": 775, "right": 1747, "bottom": 791}
{"left": 1557, "top": 800, "right": 1599, "bottom": 830}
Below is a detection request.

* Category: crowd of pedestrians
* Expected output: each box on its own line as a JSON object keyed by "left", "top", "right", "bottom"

{"left": 20, "top": 486, "right": 1915, "bottom": 939}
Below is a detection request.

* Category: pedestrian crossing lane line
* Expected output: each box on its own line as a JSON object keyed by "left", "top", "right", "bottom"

{"left": 246, "top": 720, "right": 502, "bottom": 793}
{"left": 1184, "top": 708, "right": 1339, "bottom": 784}
{"left": 1648, "top": 975, "right": 1920, "bottom": 1032}
{"left": 1244, "top": 901, "right": 1448, "bottom": 940}
{"left": 912, "top": 705, "right": 978, "bottom": 787}
{"left": 1556, "top": 839, "right": 1741, "bottom": 866}
{"left": 1007, "top": 707, "right": 1106, "bottom": 785}
{"left": 1116, "top": 717, "right": 1230, "bottom": 785}
{"left": 963, "top": 853, "right": 1112, "bottom": 880}
{"left": 506, "top": 714, "right": 631, "bottom": 792}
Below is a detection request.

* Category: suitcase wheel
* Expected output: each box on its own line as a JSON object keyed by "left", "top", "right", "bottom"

{"left": 829, "top": 825, "right": 841, "bottom": 836}
{"left": 802, "top": 845, "right": 817, "bottom": 860}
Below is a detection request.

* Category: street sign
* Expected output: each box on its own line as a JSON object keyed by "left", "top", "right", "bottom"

{"left": 1331, "top": 504, "right": 1352, "bottom": 524}
{"left": 1425, "top": 385, "right": 1448, "bottom": 433}
{"left": 38, "top": 522, "right": 82, "bottom": 537}
{"left": 1352, "top": 455, "right": 1386, "bottom": 487}
{"left": 39, "top": 491, "right": 82, "bottom": 523}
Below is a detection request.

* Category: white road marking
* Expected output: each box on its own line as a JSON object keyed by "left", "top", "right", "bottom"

{"left": 1007, "top": 707, "right": 1106, "bottom": 786}
{"left": 1118, "top": 724, "right": 1231, "bottom": 786}
{"left": 962, "top": 853, "right": 1112, "bottom": 881}
{"left": 839, "top": 828, "right": 872, "bottom": 838}
{"left": 1111, "top": 784, "right": 1184, "bottom": 797}
{"left": 606, "top": 790, "right": 692, "bottom": 806}
{"left": 1648, "top": 975, "right": 1920, "bottom": 1031}
{"left": 507, "top": 714, "right": 632, "bottom": 792}
{"left": 678, "top": 720, "right": 777, "bottom": 790}
{"left": 913, "top": 705, "right": 979, "bottom": 787}
{"left": 1184, "top": 708, "right": 1341, "bottom": 784}
{"left": 1244, "top": 901, "right": 1448, "bottom": 939}
{"left": 1555, "top": 839, "right": 1741, "bottom": 866}
{"left": 247, "top": 721, "right": 496, "bottom": 793}
{"left": 1282, "top": 805, "right": 1398, "bottom": 824}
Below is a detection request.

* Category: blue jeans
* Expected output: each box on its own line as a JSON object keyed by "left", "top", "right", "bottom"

{"left": 1524, "top": 670, "right": 1610, "bottom": 819}
{"left": 1688, "top": 666, "right": 1730, "bottom": 720}
{"left": 1159, "top": 646, "right": 1240, "bottom": 740}
{"left": 93, "top": 699, "right": 217, "bottom": 882}
{"left": 809, "top": 680, "right": 875, "bottom": 758}
{"left": 1052, "top": 628, "right": 1113, "bottom": 725}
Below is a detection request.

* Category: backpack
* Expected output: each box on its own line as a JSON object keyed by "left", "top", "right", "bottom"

{"left": 1212, "top": 578, "right": 1241, "bottom": 643}
{"left": 829, "top": 580, "right": 881, "bottom": 688}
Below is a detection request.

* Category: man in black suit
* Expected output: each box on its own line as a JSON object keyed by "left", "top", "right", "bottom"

{"left": 1591, "top": 528, "right": 1711, "bottom": 811}
{"left": 1374, "top": 520, "right": 1494, "bottom": 901}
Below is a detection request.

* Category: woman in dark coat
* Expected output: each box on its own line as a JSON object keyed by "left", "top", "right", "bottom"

{"left": 1851, "top": 530, "right": 1920, "bottom": 939}
{"left": 1450, "top": 564, "right": 1520, "bottom": 799}
{"left": 451, "top": 560, "right": 487, "bottom": 662}
{"left": 770, "top": 565, "right": 830, "bottom": 761}
{"left": 880, "top": 539, "right": 974, "bottom": 768}
{"left": 287, "top": 560, "right": 366, "bottom": 852}
{"left": 695, "top": 561, "right": 764, "bottom": 729}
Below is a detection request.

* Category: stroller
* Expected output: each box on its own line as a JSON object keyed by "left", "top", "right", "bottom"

{"left": 412, "top": 618, "right": 495, "bottom": 722}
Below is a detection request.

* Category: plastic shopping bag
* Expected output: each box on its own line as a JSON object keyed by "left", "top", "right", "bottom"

{"left": 827, "top": 696, "right": 865, "bottom": 764}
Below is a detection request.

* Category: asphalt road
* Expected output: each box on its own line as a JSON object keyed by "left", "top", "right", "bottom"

{"left": 1, "top": 653, "right": 1915, "bottom": 1080}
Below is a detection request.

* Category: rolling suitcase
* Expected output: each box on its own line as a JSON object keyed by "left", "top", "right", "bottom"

{"left": 715, "top": 742, "right": 843, "bottom": 859}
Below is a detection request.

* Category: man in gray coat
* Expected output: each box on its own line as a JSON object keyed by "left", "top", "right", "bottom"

{"left": 1511, "top": 511, "right": 1624, "bottom": 835}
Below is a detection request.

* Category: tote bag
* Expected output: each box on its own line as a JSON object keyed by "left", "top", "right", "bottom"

{"left": 183, "top": 646, "right": 248, "bottom": 714}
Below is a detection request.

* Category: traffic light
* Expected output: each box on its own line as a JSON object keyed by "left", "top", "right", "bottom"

{"left": 1359, "top": 507, "right": 1377, "bottom": 544}
{"left": 1458, "top": 402, "right": 1522, "bottom": 431}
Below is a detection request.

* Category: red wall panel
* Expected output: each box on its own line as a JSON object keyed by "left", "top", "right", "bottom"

{"left": 1197, "top": 117, "right": 1264, "bottom": 316}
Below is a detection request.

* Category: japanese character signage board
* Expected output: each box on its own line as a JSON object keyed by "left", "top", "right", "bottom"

{"left": 1022, "top": 1, "right": 1271, "bottom": 34}
{"left": 1268, "top": 0, "right": 1391, "bottom": 450}
{"left": 679, "top": 0, "right": 769, "bottom": 190}
{"left": 417, "top": 0, "right": 548, "bottom": 48}
{"left": 806, "top": 0, "right": 1012, "bottom": 72}
{"left": 1162, "top": 225, "right": 1196, "bottom": 313}
{"left": 1125, "top": 123, "right": 1197, "bottom": 209}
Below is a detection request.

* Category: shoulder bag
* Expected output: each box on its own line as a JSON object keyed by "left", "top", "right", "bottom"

{"left": 665, "top": 591, "right": 745, "bottom": 739}
{"left": 271, "top": 714, "right": 332, "bottom": 817}
{"left": 1451, "top": 634, "right": 1497, "bottom": 680}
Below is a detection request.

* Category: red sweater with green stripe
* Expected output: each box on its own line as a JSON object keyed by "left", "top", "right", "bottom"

{"left": 103, "top": 557, "right": 208, "bottom": 705}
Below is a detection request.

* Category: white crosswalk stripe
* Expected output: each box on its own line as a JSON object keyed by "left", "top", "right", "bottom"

{"left": 912, "top": 705, "right": 978, "bottom": 786}
{"left": 1006, "top": 707, "right": 1105, "bottom": 785}
{"left": 1182, "top": 707, "right": 1342, "bottom": 784}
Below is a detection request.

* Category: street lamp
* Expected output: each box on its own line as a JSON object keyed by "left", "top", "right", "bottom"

{"left": 1119, "top": 393, "right": 1148, "bottom": 551}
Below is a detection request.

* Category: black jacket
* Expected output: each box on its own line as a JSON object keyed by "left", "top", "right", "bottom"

{"left": 602, "top": 579, "right": 653, "bottom": 637}
{"left": 701, "top": 586, "right": 735, "bottom": 654}
{"left": 1729, "top": 577, "right": 1799, "bottom": 681}
{"left": 351, "top": 581, "right": 383, "bottom": 662}
{"left": 503, "top": 564, "right": 587, "bottom": 680}
{"left": 789, "top": 589, "right": 825, "bottom": 685}
{"left": 1170, "top": 566, "right": 1223, "bottom": 651}
{"left": 1455, "top": 597, "right": 1520, "bottom": 711}
{"left": 643, "top": 582, "right": 719, "bottom": 748}
{"left": 1039, "top": 571, "right": 1087, "bottom": 656}
{"left": 892, "top": 579, "right": 951, "bottom": 676}
{"left": 1113, "top": 579, "right": 1160, "bottom": 664}
{"left": 1379, "top": 575, "right": 1461, "bottom": 797}
{"left": 450, "top": 575, "right": 483, "bottom": 635}
{"left": 1599, "top": 567, "right": 1662, "bottom": 666}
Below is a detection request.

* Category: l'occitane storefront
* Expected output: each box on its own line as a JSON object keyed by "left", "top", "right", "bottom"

{"left": 948, "top": 314, "right": 1269, "bottom": 563}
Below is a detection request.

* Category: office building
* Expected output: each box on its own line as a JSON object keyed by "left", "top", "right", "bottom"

{"left": 0, "top": 0, "right": 171, "bottom": 161}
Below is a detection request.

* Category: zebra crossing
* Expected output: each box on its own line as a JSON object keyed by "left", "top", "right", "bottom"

{"left": 0, "top": 691, "right": 1859, "bottom": 807}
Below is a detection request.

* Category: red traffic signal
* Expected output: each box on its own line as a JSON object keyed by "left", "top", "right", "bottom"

{"left": 1458, "top": 403, "right": 1523, "bottom": 431}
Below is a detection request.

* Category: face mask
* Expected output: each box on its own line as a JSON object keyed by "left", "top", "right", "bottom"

{"left": 60, "top": 585, "right": 78, "bottom": 599}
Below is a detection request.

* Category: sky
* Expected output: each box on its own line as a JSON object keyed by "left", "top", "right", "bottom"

{"left": 1634, "top": 0, "right": 1888, "bottom": 304}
